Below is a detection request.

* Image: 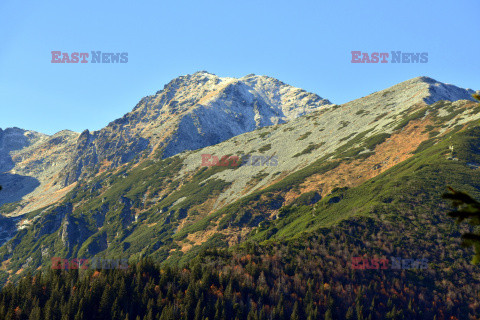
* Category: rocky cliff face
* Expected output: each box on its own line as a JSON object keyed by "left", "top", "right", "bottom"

{"left": 62, "top": 71, "right": 334, "bottom": 185}
{"left": 0, "top": 129, "right": 79, "bottom": 215}
{"left": 0, "top": 128, "right": 46, "bottom": 173}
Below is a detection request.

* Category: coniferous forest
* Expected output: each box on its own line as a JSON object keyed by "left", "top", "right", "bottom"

{"left": 0, "top": 217, "right": 478, "bottom": 320}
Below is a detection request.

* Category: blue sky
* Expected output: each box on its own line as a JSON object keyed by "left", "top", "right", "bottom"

{"left": 1, "top": 0, "right": 479, "bottom": 135}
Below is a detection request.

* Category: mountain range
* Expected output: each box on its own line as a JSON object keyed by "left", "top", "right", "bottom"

{"left": 0, "top": 72, "right": 479, "bottom": 294}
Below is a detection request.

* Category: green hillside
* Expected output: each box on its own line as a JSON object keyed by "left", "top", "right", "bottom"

{"left": 2, "top": 100, "right": 480, "bottom": 286}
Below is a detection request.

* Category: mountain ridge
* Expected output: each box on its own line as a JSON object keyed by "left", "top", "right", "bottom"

{"left": 0, "top": 73, "right": 476, "bottom": 220}
{"left": 0, "top": 73, "right": 479, "bottom": 284}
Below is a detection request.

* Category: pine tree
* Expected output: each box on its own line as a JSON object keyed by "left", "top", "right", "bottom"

{"left": 259, "top": 306, "right": 267, "bottom": 320}
{"left": 214, "top": 299, "right": 222, "bottom": 320}
{"left": 356, "top": 299, "right": 364, "bottom": 320}
{"left": 159, "top": 305, "right": 174, "bottom": 320}
{"left": 443, "top": 186, "right": 480, "bottom": 264}
{"left": 290, "top": 301, "right": 299, "bottom": 320}
{"left": 73, "top": 309, "right": 83, "bottom": 320}
{"left": 99, "top": 284, "right": 114, "bottom": 317}
{"left": 345, "top": 306, "right": 354, "bottom": 320}
{"left": 325, "top": 309, "right": 333, "bottom": 320}
{"left": 194, "top": 299, "right": 202, "bottom": 320}
{"left": 28, "top": 306, "right": 41, "bottom": 320}
{"left": 145, "top": 308, "right": 154, "bottom": 320}
{"left": 247, "top": 306, "right": 258, "bottom": 320}
{"left": 369, "top": 297, "right": 376, "bottom": 312}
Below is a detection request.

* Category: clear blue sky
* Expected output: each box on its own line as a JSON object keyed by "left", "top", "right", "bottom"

{"left": 1, "top": 0, "right": 479, "bottom": 135}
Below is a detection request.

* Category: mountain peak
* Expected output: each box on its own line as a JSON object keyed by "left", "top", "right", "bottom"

{"left": 193, "top": 70, "right": 216, "bottom": 76}
{"left": 416, "top": 77, "right": 476, "bottom": 104}
{"left": 62, "top": 72, "right": 334, "bottom": 184}
{"left": 393, "top": 76, "right": 474, "bottom": 104}
{"left": 342, "top": 75, "right": 477, "bottom": 118}
{"left": 411, "top": 76, "right": 439, "bottom": 84}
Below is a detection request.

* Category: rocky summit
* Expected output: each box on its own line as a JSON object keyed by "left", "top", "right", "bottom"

{"left": 62, "top": 71, "right": 334, "bottom": 186}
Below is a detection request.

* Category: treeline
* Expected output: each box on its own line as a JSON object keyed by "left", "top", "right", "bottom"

{"left": 0, "top": 217, "right": 479, "bottom": 319}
